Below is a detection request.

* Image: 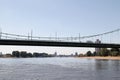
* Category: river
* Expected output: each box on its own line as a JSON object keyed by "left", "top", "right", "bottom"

{"left": 0, "top": 57, "right": 120, "bottom": 80}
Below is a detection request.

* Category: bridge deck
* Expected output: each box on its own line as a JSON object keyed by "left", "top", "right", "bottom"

{"left": 0, "top": 39, "right": 120, "bottom": 48}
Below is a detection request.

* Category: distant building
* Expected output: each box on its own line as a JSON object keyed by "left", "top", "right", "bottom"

{"left": 54, "top": 52, "right": 57, "bottom": 56}
{"left": 0, "top": 52, "right": 2, "bottom": 57}
{"left": 95, "top": 39, "right": 101, "bottom": 53}
{"left": 75, "top": 52, "right": 78, "bottom": 56}
{"left": 70, "top": 54, "right": 74, "bottom": 57}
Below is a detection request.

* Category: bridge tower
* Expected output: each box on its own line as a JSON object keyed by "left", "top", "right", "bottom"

{"left": 95, "top": 39, "right": 101, "bottom": 54}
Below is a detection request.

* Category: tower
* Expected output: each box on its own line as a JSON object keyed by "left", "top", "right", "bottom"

{"left": 95, "top": 39, "right": 101, "bottom": 54}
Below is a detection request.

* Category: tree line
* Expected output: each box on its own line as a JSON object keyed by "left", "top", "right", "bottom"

{"left": 85, "top": 48, "right": 120, "bottom": 57}
{"left": 12, "top": 51, "right": 52, "bottom": 58}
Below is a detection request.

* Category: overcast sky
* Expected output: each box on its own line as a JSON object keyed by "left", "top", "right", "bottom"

{"left": 0, "top": 0, "right": 120, "bottom": 54}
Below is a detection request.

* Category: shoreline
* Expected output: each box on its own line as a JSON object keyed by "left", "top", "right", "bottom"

{"left": 78, "top": 56, "right": 120, "bottom": 60}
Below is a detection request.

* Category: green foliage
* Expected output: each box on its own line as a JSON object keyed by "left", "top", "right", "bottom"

{"left": 33, "top": 52, "right": 49, "bottom": 57}
{"left": 85, "top": 48, "right": 120, "bottom": 57}
{"left": 100, "top": 48, "right": 109, "bottom": 56}
{"left": 27, "top": 53, "right": 33, "bottom": 57}
{"left": 86, "top": 51, "right": 92, "bottom": 56}
{"left": 93, "top": 51, "right": 97, "bottom": 56}
{"left": 20, "top": 51, "right": 27, "bottom": 58}
{"left": 110, "top": 48, "right": 119, "bottom": 56}
{"left": 12, "top": 51, "right": 20, "bottom": 57}
{"left": 33, "top": 52, "right": 40, "bottom": 57}
{"left": 12, "top": 50, "right": 50, "bottom": 58}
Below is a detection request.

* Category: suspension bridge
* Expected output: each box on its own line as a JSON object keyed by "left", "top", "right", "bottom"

{"left": 0, "top": 29, "right": 120, "bottom": 48}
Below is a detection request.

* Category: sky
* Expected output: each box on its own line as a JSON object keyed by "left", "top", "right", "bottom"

{"left": 0, "top": 0, "right": 120, "bottom": 54}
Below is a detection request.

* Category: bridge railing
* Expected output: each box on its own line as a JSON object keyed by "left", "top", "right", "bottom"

{"left": 0, "top": 29, "right": 120, "bottom": 44}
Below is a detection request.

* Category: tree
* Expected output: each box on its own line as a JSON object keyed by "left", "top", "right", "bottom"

{"left": 39, "top": 53, "right": 49, "bottom": 57}
{"left": 93, "top": 51, "right": 97, "bottom": 56}
{"left": 33, "top": 52, "right": 40, "bottom": 57}
{"left": 27, "top": 53, "right": 33, "bottom": 57}
{"left": 20, "top": 51, "right": 27, "bottom": 58}
{"left": 12, "top": 51, "right": 20, "bottom": 57}
{"left": 86, "top": 51, "right": 92, "bottom": 56}
{"left": 101, "top": 48, "right": 109, "bottom": 56}
{"left": 110, "top": 48, "right": 119, "bottom": 56}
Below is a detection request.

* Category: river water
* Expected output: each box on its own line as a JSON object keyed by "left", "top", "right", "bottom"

{"left": 0, "top": 57, "right": 120, "bottom": 80}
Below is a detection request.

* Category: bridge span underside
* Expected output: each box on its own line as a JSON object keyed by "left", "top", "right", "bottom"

{"left": 0, "top": 39, "right": 120, "bottom": 48}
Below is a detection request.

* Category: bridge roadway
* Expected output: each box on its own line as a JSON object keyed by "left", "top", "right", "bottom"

{"left": 0, "top": 39, "right": 120, "bottom": 48}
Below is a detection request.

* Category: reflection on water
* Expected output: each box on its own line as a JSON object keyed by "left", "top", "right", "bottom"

{"left": 0, "top": 57, "right": 120, "bottom": 80}
{"left": 95, "top": 59, "right": 110, "bottom": 70}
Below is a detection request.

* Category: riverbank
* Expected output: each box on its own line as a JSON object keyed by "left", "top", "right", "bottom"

{"left": 79, "top": 56, "right": 120, "bottom": 60}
